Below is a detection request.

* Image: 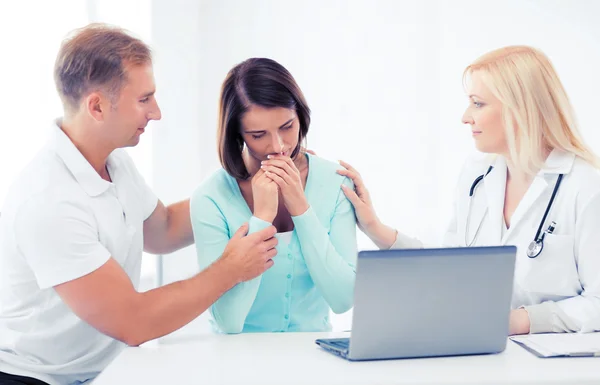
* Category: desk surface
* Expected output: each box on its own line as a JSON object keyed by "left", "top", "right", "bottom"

{"left": 94, "top": 332, "right": 600, "bottom": 385}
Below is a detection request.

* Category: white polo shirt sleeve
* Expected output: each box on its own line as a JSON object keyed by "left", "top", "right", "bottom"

{"left": 14, "top": 195, "right": 111, "bottom": 289}
{"left": 114, "top": 149, "right": 158, "bottom": 220}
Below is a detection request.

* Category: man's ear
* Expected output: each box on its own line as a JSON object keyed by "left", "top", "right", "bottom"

{"left": 85, "top": 92, "right": 106, "bottom": 122}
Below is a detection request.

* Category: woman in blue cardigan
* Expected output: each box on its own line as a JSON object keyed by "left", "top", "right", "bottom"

{"left": 190, "top": 58, "right": 357, "bottom": 334}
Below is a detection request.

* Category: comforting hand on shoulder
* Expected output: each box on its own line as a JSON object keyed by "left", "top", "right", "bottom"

{"left": 261, "top": 154, "right": 309, "bottom": 217}
{"left": 336, "top": 160, "right": 379, "bottom": 232}
{"left": 336, "top": 160, "right": 399, "bottom": 249}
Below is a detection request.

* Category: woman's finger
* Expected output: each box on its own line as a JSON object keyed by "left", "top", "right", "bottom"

{"left": 268, "top": 155, "right": 300, "bottom": 174}
{"left": 261, "top": 165, "right": 293, "bottom": 185}
{"left": 341, "top": 184, "right": 363, "bottom": 207}
{"left": 262, "top": 159, "right": 297, "bottom": 178}
{"left": 336, "top": 168, "right": 359, "bottom": 181}
{"left": 264, "top": 169, "right": 287, "bottom": 188}
{"left": 337, "top": 168, "right": 368, "bottom": 196}
{"left": 338, "top": 160, "right": 359, "bottom": 176}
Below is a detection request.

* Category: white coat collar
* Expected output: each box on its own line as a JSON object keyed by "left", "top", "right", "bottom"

{"left": 477, "top": 149, "right": 574, "bottom": 243}
{"left": 481, "top": 156, "right": 506, "bottom": 244}
{"left": 539, "top": 149, "right": 576, "bottom": 175}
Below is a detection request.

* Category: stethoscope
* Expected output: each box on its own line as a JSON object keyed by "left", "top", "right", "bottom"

{"left": 465, "top": 165, "right": 564, "bottom": 258}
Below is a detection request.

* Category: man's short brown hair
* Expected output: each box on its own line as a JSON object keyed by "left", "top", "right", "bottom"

{"left": 54, "top": 23, "right": 152, "bottom": 113}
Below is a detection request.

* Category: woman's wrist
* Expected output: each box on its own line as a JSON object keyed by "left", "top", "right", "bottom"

{"left": 509, "top": 308, "right": 531, "bottom": 335}
{"left": 365, "top": 220, "right": 398, "bottom": 250}
{"left": 287, "top": 196, "right": 309, "bottom": 217}
{"left": 253, "top": 210, "right": 275, "bottom": 223}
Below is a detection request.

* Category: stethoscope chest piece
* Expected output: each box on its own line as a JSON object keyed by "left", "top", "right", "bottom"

{"left": 466, "top": 165, "right": 564, "bottom": 258}
{"left": 526, "top": 240, "right": 544, "bottom": 258}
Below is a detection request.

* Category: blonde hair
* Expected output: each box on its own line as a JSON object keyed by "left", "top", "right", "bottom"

{"left": 463, "top": 45, "right": 599, "bottom": 174}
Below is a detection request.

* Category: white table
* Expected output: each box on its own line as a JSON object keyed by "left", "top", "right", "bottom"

{"left": 93, "top": 331, "right": 600, "bottom": 385}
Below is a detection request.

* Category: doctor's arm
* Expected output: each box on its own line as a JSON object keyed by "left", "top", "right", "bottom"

{"left": 520, "top": 193, "right": 600, "bottom": 334}
{"left": 337, "top": 161, "right": 423, "bottom": 249}
{"left": 191, "top": 193, "right": 277, "bottom": 333}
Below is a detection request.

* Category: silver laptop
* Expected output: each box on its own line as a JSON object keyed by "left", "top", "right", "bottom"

{"left": 316, "top": 246, "right": 516, "bottom": 361}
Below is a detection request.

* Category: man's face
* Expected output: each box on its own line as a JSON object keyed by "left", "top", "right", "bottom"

{"left": 103, "top": 64, "right": 161, "bottom": 148}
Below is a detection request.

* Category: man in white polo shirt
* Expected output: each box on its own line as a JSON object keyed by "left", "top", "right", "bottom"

{"left": 0, "top": 24, "right": 278, "bottom": 385}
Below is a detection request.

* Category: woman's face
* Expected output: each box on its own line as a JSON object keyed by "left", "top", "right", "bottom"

{"left": 240, "top": 105, "right": 301, "bottom": 161}
{"left": 462, "top": 71, "right": 508, "bottom": 155}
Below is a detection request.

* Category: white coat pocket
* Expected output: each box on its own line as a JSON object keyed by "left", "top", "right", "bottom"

{"left": 520, "top": 233, "right": 578, "bottom": 296}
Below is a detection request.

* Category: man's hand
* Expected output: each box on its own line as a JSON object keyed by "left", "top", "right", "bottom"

{"left": 219, "top": 223, "right": 278, "bottom": 283}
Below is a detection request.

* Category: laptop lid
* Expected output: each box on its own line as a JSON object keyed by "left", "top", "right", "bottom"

{"left": 347, "top": 246, "right": 516, "bottom": 360}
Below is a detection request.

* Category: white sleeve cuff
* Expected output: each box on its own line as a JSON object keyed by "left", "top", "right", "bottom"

{"left": 522, "top": 301, "right": 579, "bottom": 333}
{"left": 389, "top": 230, "right": 424, "bottom": 250}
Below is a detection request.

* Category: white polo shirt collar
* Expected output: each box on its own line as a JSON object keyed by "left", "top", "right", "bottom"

{"left": 51, "top": 119, "right": 111, "bottom": 197}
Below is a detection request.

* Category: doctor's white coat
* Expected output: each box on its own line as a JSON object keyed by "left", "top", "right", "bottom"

{"left": 393, "top": 150, "right": 600, "bottom": 333}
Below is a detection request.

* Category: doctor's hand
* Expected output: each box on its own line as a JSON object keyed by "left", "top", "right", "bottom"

{"left": 261, "top": 154, "right": 309, "bottom": 217}
{"left": 252, "top": 169, "right": 279, "bottom": 223}
{"left": 337, "top": 160, "right": 398, "bottom": 250}
{"left": 509, "top": 309, "right": 531, "bottom": 335}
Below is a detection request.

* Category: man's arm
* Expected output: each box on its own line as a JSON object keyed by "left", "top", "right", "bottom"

{"left": 55, "top": 257, "right": 233, "bottom": 346}
{"left": 54, "top": 223, "right": 277, "bottom": 346}
{"left": 143, "top": 199, "right": 194, "bottom": 255}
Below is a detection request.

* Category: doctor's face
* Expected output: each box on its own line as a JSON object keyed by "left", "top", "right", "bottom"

{"left": 240, "top": 105, "right": 300, "bottom": 161}
{"left": 462, "top": 71, "right": 507, "bottom": 155}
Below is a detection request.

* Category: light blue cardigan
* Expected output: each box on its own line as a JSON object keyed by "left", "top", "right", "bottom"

{"left": 190, "top": 153, "right": 357, "bottom": 333}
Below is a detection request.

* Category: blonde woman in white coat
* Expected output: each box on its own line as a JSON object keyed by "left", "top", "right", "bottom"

{"left": 338, "top": 46, "right": 600, "bottom": 336}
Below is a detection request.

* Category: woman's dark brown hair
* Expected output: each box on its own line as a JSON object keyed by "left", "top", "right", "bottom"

{"left": 217, "top": 58, "right": 311, "bottom": 180}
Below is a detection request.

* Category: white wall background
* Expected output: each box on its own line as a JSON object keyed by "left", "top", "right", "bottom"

{"left": 0, "top": 1, "right": 88, "bottom": 205}
{"left": 150, "top": 0, "right": 600, "bottom": 335}
{"left": 1, "top": 0, "right": 600, "bottom": 337}
{"left": 0, "top": 0, "right": 159, "bottom": 291}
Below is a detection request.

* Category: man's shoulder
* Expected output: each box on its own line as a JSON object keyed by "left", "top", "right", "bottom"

{"left": 108, "top": 148, "right": 139, "bottom": 175}
{"left": 3, "top": 148, "right": 89, "bottom": 221}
